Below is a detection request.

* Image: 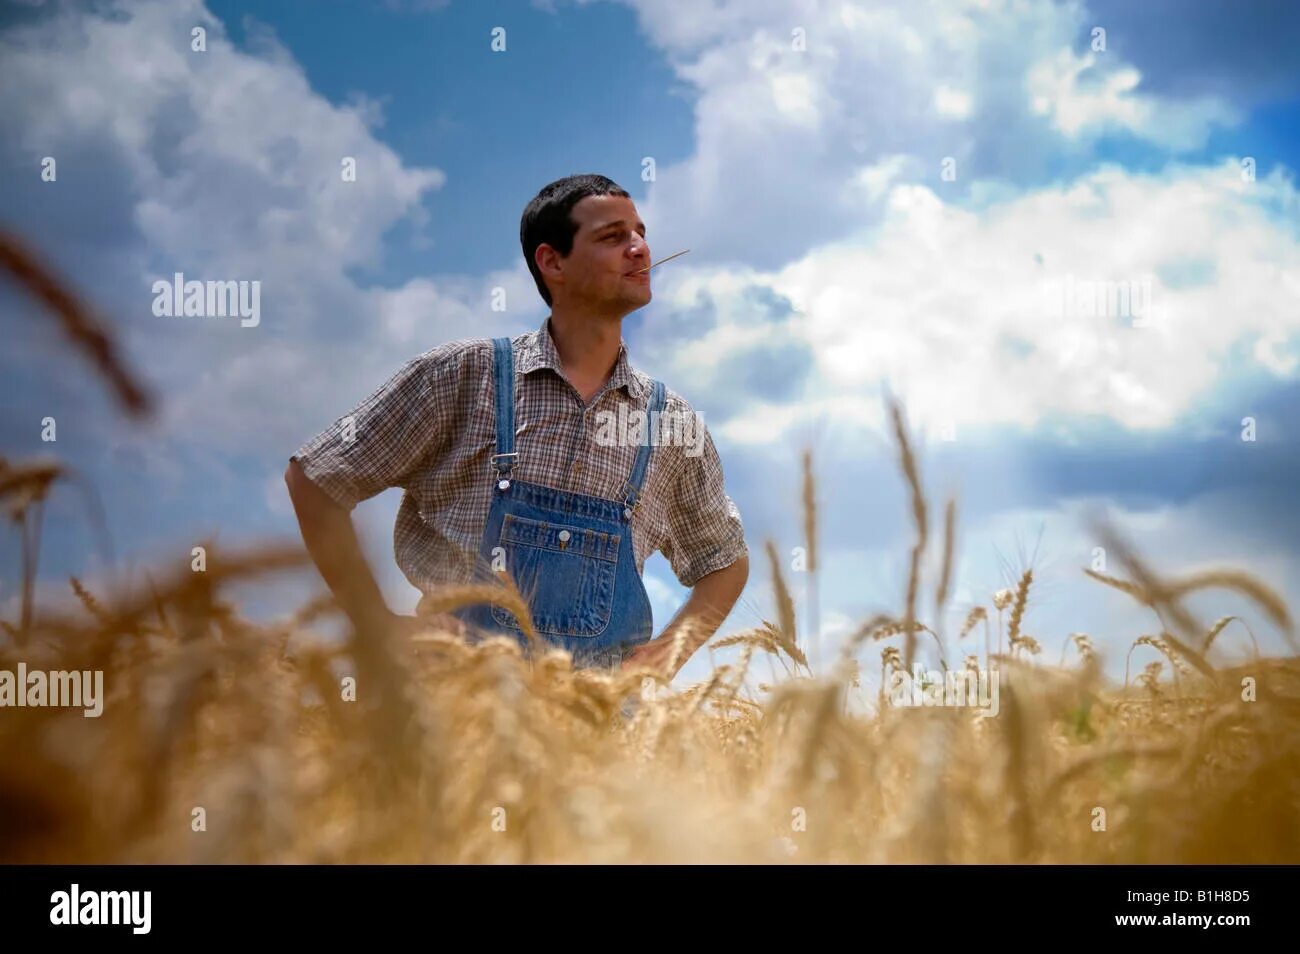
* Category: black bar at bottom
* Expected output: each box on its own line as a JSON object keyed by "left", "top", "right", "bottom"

{"left": 0, "top": 864, "right": 1288, "bottom": 940}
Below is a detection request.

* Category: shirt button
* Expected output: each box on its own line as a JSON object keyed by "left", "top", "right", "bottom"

{"left": 573, "top": 461, "right": 583, "bottom": 473}
{"left": 558, "top": 530, "right": 571, "bottom": 542}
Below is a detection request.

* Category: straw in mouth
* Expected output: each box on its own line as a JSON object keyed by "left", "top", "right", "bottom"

{"left": 632, "top": 249, "right": 690, "bottom": 274}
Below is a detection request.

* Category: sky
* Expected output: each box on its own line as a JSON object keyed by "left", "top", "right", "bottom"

{"left": 1, "top": 0, "right": 1298, "bottom": 692}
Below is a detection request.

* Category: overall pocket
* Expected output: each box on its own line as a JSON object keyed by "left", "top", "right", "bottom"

{"left": 490, "top": 514, "right": 620, "bottom": 637}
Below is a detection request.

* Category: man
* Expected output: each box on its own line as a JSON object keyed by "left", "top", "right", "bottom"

{"left": 284, "top": 174, "right": 748, "bottom": 679}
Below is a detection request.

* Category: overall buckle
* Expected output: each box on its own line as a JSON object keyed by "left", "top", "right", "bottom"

{"left": 492, "top": 452, "right": 519, "bottom": 490}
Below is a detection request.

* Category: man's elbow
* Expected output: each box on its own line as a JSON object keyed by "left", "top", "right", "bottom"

{"left": 730, "top": 552, "right": 750, "bottom": 585}
{"left": 712, "top": 552, "right": 749, "bottom": 594}
{"left": 284, "top": 459, "right": 306, "bottom": 500}
{"left": 284, "top": 459, "right": 339, "bottom": 514}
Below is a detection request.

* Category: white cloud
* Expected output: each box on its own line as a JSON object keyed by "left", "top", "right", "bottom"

{"left": 647, "top": 159, "right": 1300, "bottom": 445}
{"left": 933, "top": 84, "right": 973, "bottom": 120}
{"left": 0, "top": 0, "right": 487, "bottom": 459}
{"left": 2, "top": 1, "right": 442, "bottom": 274}
{"left": 597, "top": 0, "right": 1246, "bottom": 272}
{"left": 1027, "top": 47, "right": 1238, "bottom": 150}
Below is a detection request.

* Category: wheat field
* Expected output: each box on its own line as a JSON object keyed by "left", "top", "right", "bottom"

{"left": 3, "top": 232, "right": 1298, "bottom": 864}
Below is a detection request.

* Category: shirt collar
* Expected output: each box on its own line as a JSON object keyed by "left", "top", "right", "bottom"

{"left": 520, "top": 314, "right": 645, "bottom": 400}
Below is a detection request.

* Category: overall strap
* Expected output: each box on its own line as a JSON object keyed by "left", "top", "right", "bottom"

{"left": 621, "top": 379, "right": 667, "bottom": 515}
{"left": 491, "top": 337, "right": 517, "bottom": 480}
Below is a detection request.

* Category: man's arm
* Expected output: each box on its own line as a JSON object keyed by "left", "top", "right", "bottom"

{"left": 625, "top": 405, "right": 750, "bottom": 678}
{"left": 624, "top": 553, "right": 749, "bottom": 678}
{"left": 284, "top": 458, "right": 394, "bottom": 631}
{"left": 284, "top": 343, "right": 467, "bottom": 631}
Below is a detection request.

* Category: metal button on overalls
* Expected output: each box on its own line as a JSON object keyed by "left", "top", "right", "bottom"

{"left": 451, "top": 337, "right": 664, "bottom": 670}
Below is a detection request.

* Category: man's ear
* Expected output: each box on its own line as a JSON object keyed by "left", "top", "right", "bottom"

{"left": 535, "top": 244, "right": 558, "bottom": 278}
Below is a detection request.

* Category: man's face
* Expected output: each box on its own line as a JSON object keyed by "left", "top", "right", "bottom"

{"left": 543, "top": 194, "right": 652, "bottom": 315}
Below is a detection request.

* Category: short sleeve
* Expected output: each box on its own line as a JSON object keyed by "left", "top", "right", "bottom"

{"left": 660, "top": 418, "right": 749, "bottom": 588}
{"left": 289, "top": 342, "right": 462, "bottom": 511}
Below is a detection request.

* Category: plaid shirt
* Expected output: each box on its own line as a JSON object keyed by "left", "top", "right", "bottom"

{"left": 291, "top": 315, "right": 748, "bottom": 595}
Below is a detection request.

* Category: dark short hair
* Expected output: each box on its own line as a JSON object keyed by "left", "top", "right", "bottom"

{"left": 520, "top": 174, "right": 631, "bottom": 306}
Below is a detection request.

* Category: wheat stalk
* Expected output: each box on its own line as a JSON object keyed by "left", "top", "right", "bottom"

{"left": 888, "top": 398, "right": 927, "bottom": 673}
{"left": 0, "top": 231, "right": 153, "bottom": 416}
{"left": 764, "top": 540, "right": 801, "bottom": 672}
{"left": 934, "top": 497, "right": 956, "bottom": 618}
{"left": 801, "top": 448, "right": 820, "bottom": 674}
{"left": 1006, "top": 570, "right": 1032, "bottom": 659}
{"left": 1202, "top": 614, "right": 1260, "bottom": 660}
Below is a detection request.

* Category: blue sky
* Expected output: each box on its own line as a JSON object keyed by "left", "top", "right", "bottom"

{"left": 2, "top": 0, "right": 1298, "bottom": 691}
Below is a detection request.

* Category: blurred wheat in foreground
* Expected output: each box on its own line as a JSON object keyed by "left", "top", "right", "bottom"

{"left": 4, "top": 448, "right": 1298, "bottom": 864}
{"left": 3, "top": 232, "right": 1298, "bottom": 863}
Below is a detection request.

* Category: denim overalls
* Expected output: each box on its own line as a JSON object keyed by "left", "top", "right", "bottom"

{"left": 451, "top": 337, "right": 665, "bottom": 671}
